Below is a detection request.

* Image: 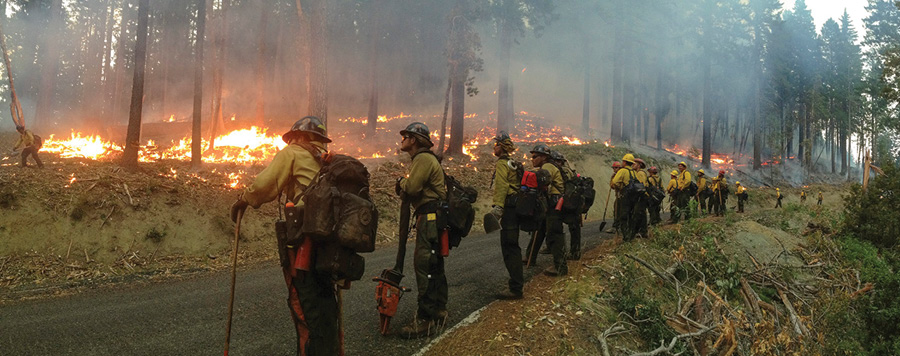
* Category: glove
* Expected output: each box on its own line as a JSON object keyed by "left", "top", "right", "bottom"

{"left": 490, "top": 205, "right": 503, "bottom": 219}
{"left": 395, "top": 177, "right": 404, "bottom": 196}
{"left": 230, "top": 199, "right": 249, "bottom": 223}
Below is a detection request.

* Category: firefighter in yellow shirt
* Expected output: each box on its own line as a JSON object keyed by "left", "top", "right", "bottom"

{"left": 817, "top": 191, "right": 823, "bottom": 206}
{"left": 229, "top": 116, "right": 341, "bottom": 355}
{"left": 670, "top": 162, "right": 692, "bottom": 223}
{"left": 800, "top": 190, "right": 807, "bottom": 203}
{"left": 710, "top": 170, "right": 728, "bottom": 216}
{"left": 525, "top": 143, "right": 567, "bottom": 276}
{"left": 490, "top": 131, "right": 524, "bottom": 300}
{"left": 695, "top": 169, "right": 709, "bottom": 213}
{"left": 775, "top": 188, "right": 783, "bottom": 208}
{"left": 666, "top": 170, "right": 678, "bottom": 219}
{"left": 735, "top": 182, "right": 747, "bottom": 213}
{"left": 610, "top": 153, "right": 639, "bottom": 241}
{"left": 11, "top": 125, "right": 43, "bottom": 168}
{"left": 646, "top": 167, "right": 663, "bottom": 225}
{"left": 632, "top": 158, "right": 649, "bottom": 238}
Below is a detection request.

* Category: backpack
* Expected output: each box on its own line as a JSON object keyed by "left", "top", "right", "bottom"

{"left": 686, "top": 181, "right": 699, "bottom": 196}
{"left": 561, "top": 170, "right": 586, "bottom": 214}
{"left": 33, "top": 135, "right": 43, "bottom": 148}
{"left": 580, "top": 177, "right": 596, "bottom": 214}
{"left": 623, "top": 170, "right": 646, "bottom": 199}
{"left": 516, "top": 168, "right": 551, "bottom": 231}
{"left": 443, "top": 174, "right": 477, "bottom": 247}
{"left": 300, "top": 152, "right": 378, "bottom": 254}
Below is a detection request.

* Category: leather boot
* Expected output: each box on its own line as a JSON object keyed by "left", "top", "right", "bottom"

{"left": 399, "top": 317, "right": 435, "bottom": 339}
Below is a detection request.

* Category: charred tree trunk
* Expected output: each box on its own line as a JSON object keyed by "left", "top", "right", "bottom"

{"left": 191, "top": 0, "right": 206, "bottom": 170}
{"left": 100, "top": 0, "right": 114, "bottom": 117}
{"left": 208, "top": 0, "right": 228, "bottom": 150}
{"left": 0, "top": 12, "right": 24, "bottom": 127}
{"left": 122, "top": 0, "right": 150, "bottom": 168}
{"left": 365, "top": 0, "right": 380, "bottom": 138}
{"left": 34, "top": 0, "right": 64, "bottom": 129}
{"left": 610, "top": 42, "right": 622, "bottom": 143}
{"left": 448, "top": 64, "right": 466, "bottom": 155}
{"left": 654, "top": 72, "right": 669, "bottom": 151}
{"left": 797, "top": 102, "right": 805, "bottom": 167}
{"left": 497, "top": 22, "right": 512, "bottom": 134}
{"left": 701, "top": 62, "right": 711, "bottom": 169}
{"left": 581, "top": 39, "right": 590, "bottom": 137}
{"left": 621, "top": 59, "right": 633, "bottom": 144}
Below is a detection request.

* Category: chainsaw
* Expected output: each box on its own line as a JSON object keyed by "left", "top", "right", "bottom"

{"left": 373, "top": 195, "right": 412, "bottom": 335}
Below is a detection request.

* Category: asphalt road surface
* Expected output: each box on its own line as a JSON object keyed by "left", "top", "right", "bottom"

{"left": 0, "top": 220, "right": 612, "bottom": 356}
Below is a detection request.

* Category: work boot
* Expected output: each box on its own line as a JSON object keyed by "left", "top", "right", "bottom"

{"left": 604, "top": 227, "right": 615, "bottom": 234}
{"left": 543, "top": 266, "right": 560, "bottom": 276}
{"left": 399, "top": 317, "right": 436, "bottom": 339}
{"left": 496, "top": 290, "right": 523, "bottom": 300}
{"left": 567, "top": 250, "right": 581, "bottom": 261}
{"left": 539, "top": 246, "right": 551, "bottom": 254}
{"left": 436, "top": 310, "right": 449, "bottom": 327}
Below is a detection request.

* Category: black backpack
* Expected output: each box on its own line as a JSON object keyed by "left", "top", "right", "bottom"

{"left": 686, "top": 181, "right": 699, "bottom": 196}
{"left": 33, "top": 135, "right": 43, "bottom": 148}
{"left": 561, "top": 169, "right": 586, "bottom": 214}
{"left": 443, "top": 174, "right": 477, "bottom": 247}
{"left": 623, "top": 170, "right": 646, "bottom": 199}
{"left": 580, "top": 177, "right": 596, "bottom": 214}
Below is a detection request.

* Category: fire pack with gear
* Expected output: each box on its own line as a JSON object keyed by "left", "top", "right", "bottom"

{"left": 710, "top": 170, "right": 728, "bottom": 216}
{"left": 552, "top": 150, "right": 584, "bottom": 260}
{"left": 524, "top": 143, "right": 567, "bottom": 276}
{"left": 396, "top": 122, "right": 449, "bottom": 337}
{"left": 632, "top": 158, "right": 649, "bottom": 238}
{"left": 229, "top": 116, "right": 343, "bottom": 356}
{"left": 671, "top": 162, "right": 692, "bottom": 223}
{"left": 610, "top": 153, "right": 640, "bottom": 240}
{"left": 490, "top": 131, "right": 525, "bottom": 299}
{"left": 646, "top": 167, "right": 663, "bottom": 225}
{"left": 667, "top": 170, "right": 678, "bottom": 217}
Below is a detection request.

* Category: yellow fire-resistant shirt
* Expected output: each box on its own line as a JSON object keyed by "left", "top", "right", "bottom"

{"left": 648, "top": 174, "right": 661, "bottom": 189}
{"left": 541, "top": 162, "right": 564, "bottom": 195}
{"left": 735, "top": 185, "right": 745, "bottom": 195}
{"left": 400, "top": 148, "right": 447, "bottom": 211}
{"left": 676, "top": 170, "right": 692, "bottom": 190}
{"left": 818, "top": 192, "right": 823, "bottom": 200}
{"left": 14, "top": 130, "right": 36, "bottom": 150}
{"left": 697, "top": 176, "right": 708, "bottom": 191}
{"left": 241, "top": 141, "right": 325, "bottom": 209}
{"left": 610, "top": 166, "right": 636, "bottom": 191}
{"left": 666, "top": 177, "right": 677, "bottom": 194}
{"left": 635, "top": 170, "right": 649, "bottom": 185}
{"left": 492, "top": 157, "right": 519, "bottom": 208}
{"left": 711, "top": 177, "right": 728, "bottom": 192}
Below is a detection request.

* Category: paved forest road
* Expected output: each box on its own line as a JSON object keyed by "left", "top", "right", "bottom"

{"left": 0, "top": 220, "right": 611, "bottom": 356}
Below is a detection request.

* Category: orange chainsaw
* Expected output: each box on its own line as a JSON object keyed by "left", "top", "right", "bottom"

{"left": 373, "top": 195, "right": 412, "bottom": 335}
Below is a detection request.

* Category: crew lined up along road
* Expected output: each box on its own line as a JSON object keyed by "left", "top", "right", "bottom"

{"left": 229, "top": 118, "right": 782, "bottom": 354}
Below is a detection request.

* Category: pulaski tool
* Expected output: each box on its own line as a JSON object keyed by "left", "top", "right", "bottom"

{"left": 373, "top": 194, "right": 412, "bottom": 335}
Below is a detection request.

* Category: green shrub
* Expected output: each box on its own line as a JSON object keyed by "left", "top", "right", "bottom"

{"left": 842, "top": 163, "right": 900, "bottom": 248}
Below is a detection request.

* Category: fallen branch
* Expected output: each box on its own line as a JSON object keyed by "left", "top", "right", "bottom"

{"left": 123, "top": 183, "right": 134, "bottom": 205}
{"left": 625, "top": 254, "right": 677, "bottom": 287}
{"left": 598, "top": 322, "right": 630, "bottom": 356}
{"left": 778, "top": 288, "right": 808, "bottom": 337}
{"left": 740, "top": 278, "right": 762, "bottom": 319}
{"left": 850, "top": 283, "right": 874, "bottom": 298}
{"left": 629, "top": 324, "right": 718, "bottom": 356}
{"left": 100, "top": 205, "right": 116, "bottom": 229}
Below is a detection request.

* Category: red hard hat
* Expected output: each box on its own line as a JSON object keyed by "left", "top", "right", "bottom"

{"left": 718, "top": 170, "right": 725, "bottom": 175}
{"left": 634, "top": 158, "right": 646, "bottom": 168}
{"left": 648, "top": 166, "right": 658, "bottom": 173}
{"left": 612, "top": 161, "right": 622, "bottom": 168}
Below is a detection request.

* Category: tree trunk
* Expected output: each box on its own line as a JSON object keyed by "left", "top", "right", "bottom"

{"left": 654, "top": 72, "right": 668, "bottom": 150}
{"left": 701, "top": 62, "right": 711, "bottom": 169}
{"left": 100, "top": 0, "right": 114, "bottom": 117}
{"left": 191, "top": 0, "right": 206, "bottom": 170}
{"left": 581, "top": 39, "right": 591, "bottom": 137}
{"left": 254, "top": 0, "right": 268, "bottom": 126}
{"left": 752, "top": 75, "right": 761, "bottom": 170}
{"left": 610, "top": 42, "right": 622, "bottom": 143}
{"left": 121, "top": 0, "right": 150, "bottom": 168}
{"left": 447, "top": 64, "right": 465, "bottom": 155}
{"left": 208, "top": 0, "right": 228, "bottom": 150}
{"left": 300, "top": 0, "right": 328, "bottom": 124}
{"left": 621, "top": 60, "right": 633, "bottom": 144}
{"left": 34, "top": 0, "right": 64, "bottom": 129}
{"left": 0, "top": 9, "right": 24, "bottom": 127}
{"left": 366, "top": 0, "right": 380, "bottom": 138}
{"left": 438, "top": 75, "right": 451, "bottom": 153}
{"left": 497, "top": 22, "right": 512, "bottom": 134}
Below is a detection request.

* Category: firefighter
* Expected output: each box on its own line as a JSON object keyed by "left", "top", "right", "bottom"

{"left": 632, "top": 158, "right": 649, "bottom": 238}
{"left": 775, "top": 188, "right": 783, "bottom": 208}
{"left": 229, "top": 116, "right": 341, "bottom": 356}
{"left": 647, "top": 166, "right": 663, "bottom": 225}
{"left": 606, "top": 161, "right": 623, "bottom": 233}
{"left": 395, "top": 122, "right": 449, "bottom": 337}
{"left": 711, "top": 170, "right": 728, "bottom": 216}
{"left": 490, "top": 131, "right": 524, "bottom": 300}
{"left": 552, "top": 151, "right": 584, "bottom": 260}
{"left": 817, "top": 191, "right": 823, "bottom": 206}
{"left": 610, "top": 153, "right": 638, "bottom": 241}
{"left": 800, "top": 190, "right": 807, "bottom": 203}
{"left": 525, "top": 144, "right": 567, "bottom": 276}
{"left": 695, "top": 169, "right": 708, "bottom": 213}
{"left": 670, "top": 162, "right": 691, "bottom": 223}
{"left": 735, "top": 181, "right": 747, "bottom": 213}
{"left": 11, "top": 125, "right": 43, "bottom": 168}
{"left": 666, "top": 170, "right": 678, "bottom": 215}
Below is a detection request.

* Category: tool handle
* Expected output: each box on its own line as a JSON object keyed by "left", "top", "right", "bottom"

{"left": 224, "top": 209, "right": 242, "bottom": 355}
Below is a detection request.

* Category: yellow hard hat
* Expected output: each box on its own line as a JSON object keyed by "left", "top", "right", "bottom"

{"left": 697, "top": 169, "right": 705, "bottom": 175}
{"left": 670, "top": 170, "right": 678, "bottom": 176}
{"left": 736, "top": 181, "right": 741, "bottom": 185}
{"left": 622, "top": 153, "right": 635, "bottom": 163}
{"left": 776, "top": 188, "right": 780, "bottom": 191}
{"left": 678, "top": 161, "right": 687, "bottom": 167}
